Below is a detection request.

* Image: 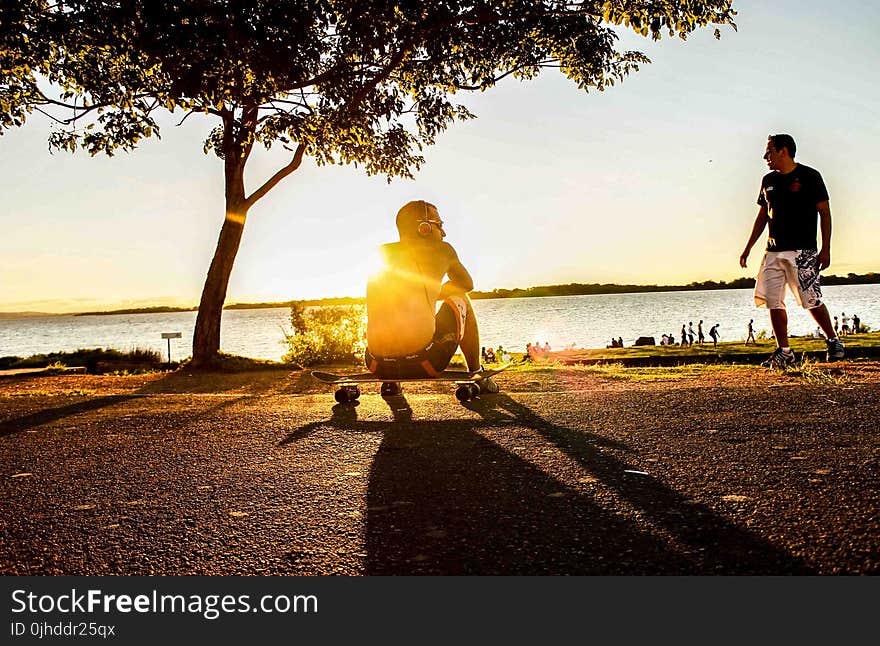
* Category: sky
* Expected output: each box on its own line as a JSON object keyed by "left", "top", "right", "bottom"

{"left": 2, "top": 0, "right": 879, "bottom": 313}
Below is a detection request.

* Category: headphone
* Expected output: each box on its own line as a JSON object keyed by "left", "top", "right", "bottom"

{"left": 417, "top": 201, "right": 437, "bottom": 237}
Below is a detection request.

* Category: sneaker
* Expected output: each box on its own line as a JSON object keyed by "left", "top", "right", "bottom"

{"left": 762, "top": 347, "right": 797, "bottom": 369}
{"left": 826, "top": 338, "right": 846, "bottom": 361}
{"left": 479, "top": 376, "right": 500, "bottom": 394}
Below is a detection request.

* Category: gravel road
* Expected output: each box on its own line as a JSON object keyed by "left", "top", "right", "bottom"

{"left": 1, "top": 363, "right": 878, "bottom": 575}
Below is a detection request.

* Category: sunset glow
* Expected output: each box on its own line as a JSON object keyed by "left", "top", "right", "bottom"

{"left": 2, "top": 1, "right": 879, "bottom": 314}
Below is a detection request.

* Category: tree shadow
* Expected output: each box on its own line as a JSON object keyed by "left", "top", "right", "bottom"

{"left": 0, "top": 367, "right": 286, "bottom": 439}
{"left": 0, "top": 396, "right": 137, "bottom": 438}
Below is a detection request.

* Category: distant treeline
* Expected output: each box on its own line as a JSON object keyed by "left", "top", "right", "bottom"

{"left": 470, "top": 272, "right": 880, "bottom": 299}
{"left": 74, "top": 272, "right": 880, "bottom": 315}
{"left": 76, "top": 297, "right": 365, "bottom": 316}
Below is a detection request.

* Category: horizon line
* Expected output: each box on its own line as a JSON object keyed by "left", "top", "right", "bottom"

{"left": 3, "top": 272, "right": 878, "bottom": 317}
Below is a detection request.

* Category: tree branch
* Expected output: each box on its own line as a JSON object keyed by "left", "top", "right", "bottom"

{"left": 453, "top": 61, "right": 555, "bottom": 90}
{"left": 244, "top": 142, "right": 306, "bottom": 209}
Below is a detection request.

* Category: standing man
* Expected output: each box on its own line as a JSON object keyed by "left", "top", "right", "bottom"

{"left": 740, "top": 134, "right": 845, "bottom": 368}
{"left": 697, "top": 320, "right": 705, "bottom": 345}
{"left": 746, "top": 319, "right": 756, "bottom": 344}
{"left": 365, "top": 200, "right": 498, "bottom": 393}
{"left": 709, "top": 323, "right": 720, "bottom": 348}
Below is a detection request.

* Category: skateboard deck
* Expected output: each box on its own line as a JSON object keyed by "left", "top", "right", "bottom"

{"left": 311, "top": 364, "right": 512, "bottom": 403}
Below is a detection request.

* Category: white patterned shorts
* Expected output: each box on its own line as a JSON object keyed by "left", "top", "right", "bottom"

{"left": 754, "top": 250, "right": 823, "bottom": 310}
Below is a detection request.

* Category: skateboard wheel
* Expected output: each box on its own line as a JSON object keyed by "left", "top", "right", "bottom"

{"left": 455, "top": 385, "right": 473, "bottom": 402}
{"left": 349, "top": 385, "right": 360, "bottom": 400}
{"left": 334, "top": 389, "right": 350, "bottom": 403}
{"left": 468, "top": 383, "right": 480, "bottom": 399}
{"left": 380, "top": 382, "right": 402, "bottom": 397}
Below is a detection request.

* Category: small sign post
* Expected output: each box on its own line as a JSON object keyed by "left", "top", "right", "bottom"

{"left": 161, "top": 332, "right": 182, "bottom": 363}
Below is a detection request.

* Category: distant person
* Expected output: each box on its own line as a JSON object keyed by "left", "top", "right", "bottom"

{"left": 852, "top": 314, "right": 861, "bottom": 334}
{"left": 697, "top": 320, "right": 705, "bottom": 345}
{"left": 481, "top": 346, "right": 489, "bottom": 363}
{"left": 687, "top": 322, "right": 696, "bottom": 346}
{"left": 709, "top": 323, "right": 720, "bottom": 348}
{"left": 680, "top": 324, "right": 687, "bottom": 346}
{"left": 543, "top": 341, "right": 551, "bottom": 355}
{"left": 617, "top": 336, "right": 623, "bottom": 348}
{"left": 841, "top": 312, "right": 850, "bottom": 336}
{"left": 527, "top": 342, "right": 541, "bottom": 361}
{"left": 486, "top": 347, "right": 497, "bottom": 363}
{"left": 833, "top": 316, "right": 839, "bottom": 336}
{"left": 812, "top": 326, "right": 824, "bottom": 339}
{"left": 739, "top": 134, "right": 844, "bottom": 369}
{"left": 746, "top": 318, "right": 756, "bottom": 344}
{"left": 365, "top": 200, "right": 498, "bottom": 392}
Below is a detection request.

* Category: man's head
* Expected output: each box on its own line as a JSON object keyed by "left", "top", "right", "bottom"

{"left": 396, "top": 200, "right": 445, "bottom": 240}
{"left": 764, "top": 134, "right": 796, "bottom": 170}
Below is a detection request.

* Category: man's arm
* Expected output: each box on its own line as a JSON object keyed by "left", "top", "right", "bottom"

{"left": 440, "top": 245, "right": 474, "bottom": 297}
{"left": 740, "top": 204, "right": 769, "bottom": 268}
{"left": 817, "top": 200, "right": 832, "bottom": 269}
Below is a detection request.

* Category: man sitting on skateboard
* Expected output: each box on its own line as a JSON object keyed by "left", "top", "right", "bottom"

{"left": 365, "top": 200, "right": 498, "bottom": 393}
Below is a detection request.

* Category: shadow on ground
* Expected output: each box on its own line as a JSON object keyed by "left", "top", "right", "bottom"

{"left": 282, "top": 393, "right": 813, "bottom": 575}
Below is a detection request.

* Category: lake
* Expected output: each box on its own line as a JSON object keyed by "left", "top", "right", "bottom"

{"left": 1, "top": 284, "right": 877, "bottom": 362}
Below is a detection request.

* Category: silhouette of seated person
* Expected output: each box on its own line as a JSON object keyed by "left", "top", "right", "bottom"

{"left": 365, "top": 200, "right": 497, "bottom": 393}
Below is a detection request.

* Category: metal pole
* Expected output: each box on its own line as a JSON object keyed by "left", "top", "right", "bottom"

{"left": 167, "top": 338, "right": 172, "bottom": 363}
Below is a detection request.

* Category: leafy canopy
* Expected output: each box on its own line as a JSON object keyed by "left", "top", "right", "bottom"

{"left": 2, "top": 1, "right": 735, "bottom": 182}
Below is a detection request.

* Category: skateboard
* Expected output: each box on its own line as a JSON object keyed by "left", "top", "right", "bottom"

{"left": 312, "top": 364, "right": 513, "bottom": 403}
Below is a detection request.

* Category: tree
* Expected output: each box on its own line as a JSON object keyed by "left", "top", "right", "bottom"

{"left": 1, "top": 1, "right": 735, "bottom": 366}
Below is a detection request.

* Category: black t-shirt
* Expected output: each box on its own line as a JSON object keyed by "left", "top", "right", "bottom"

{"left": 757, "top": 164, "right": 829, "bottom": 251}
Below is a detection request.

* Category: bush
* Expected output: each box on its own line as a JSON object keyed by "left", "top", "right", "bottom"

{"left": 283, "top": 304, "right": 366, "bottom": 367}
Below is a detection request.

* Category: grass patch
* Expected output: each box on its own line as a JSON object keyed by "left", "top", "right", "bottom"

{"left": 0, "top": 348, "right": 166, "bottom": 374}
{"left": 781, "top": 357, "right": 849, "bottom": 386}
{"left": 182, "top": 352, "right": 289, "bottom": 373}
{"left": 551, "top": 332, "right": 880, "bottom": 365}
{"left": 576, "top": 362, "right": 761, "bottom": 382}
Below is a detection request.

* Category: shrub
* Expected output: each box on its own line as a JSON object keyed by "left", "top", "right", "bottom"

{"left": 283, "top": 304, "right": 366, "bottom": 367}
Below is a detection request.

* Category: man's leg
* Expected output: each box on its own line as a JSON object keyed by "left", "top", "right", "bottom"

{"left": 458, "top": 294, "right": 481, "bottom": 373}
{"left": 809, "top": 303, "right": 846, "bottom": 360}
{"left": 808, "top": 303, "right": 836, "bottom": 338}
{"left": 769, "top": 309, "right": 789, "bottom": 348}
{"left": 457, "top": 295, "right": 500, "bottom": 392}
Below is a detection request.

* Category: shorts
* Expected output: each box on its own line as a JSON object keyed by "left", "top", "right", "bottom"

{"left": 754, "top": 250, "right": 823, "bottom": 310}
{"left": 365, "top": 296, "right": 468, "bottom": 379}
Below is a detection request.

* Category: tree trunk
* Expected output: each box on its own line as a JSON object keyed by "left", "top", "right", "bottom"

{"left": 190, "top": 203, "right": 249, "bottom": 366}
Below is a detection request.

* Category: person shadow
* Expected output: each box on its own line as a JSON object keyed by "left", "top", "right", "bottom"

{"left": 282, "top": 392, "right": 813, "bottom": 575}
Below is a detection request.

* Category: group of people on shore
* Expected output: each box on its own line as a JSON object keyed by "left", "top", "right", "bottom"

{"left": 833, "top": 312, "right": 861, "bottom": 337}
{"left": 658, "top": 320, "right": 721, "bottom": 348}
{"left": 481, "top": 341, "right": 552, "bottom": 363}
{"left": 481, "top": 345, "right": 513, "bottom": 365}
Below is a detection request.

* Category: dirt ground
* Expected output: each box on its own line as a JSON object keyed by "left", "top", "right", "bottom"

{"left": 1, "top": 360, "right": 878, "bottom": 575}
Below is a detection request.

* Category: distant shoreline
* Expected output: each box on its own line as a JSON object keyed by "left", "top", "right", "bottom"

{"left": 3, "top": 272, "right": 878, "bottom": 318}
